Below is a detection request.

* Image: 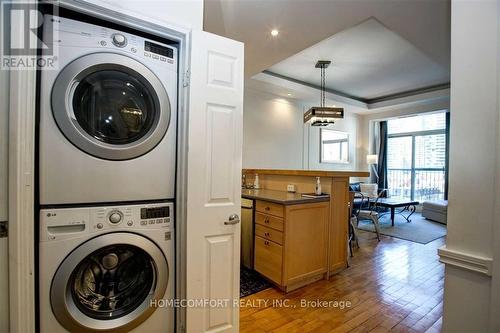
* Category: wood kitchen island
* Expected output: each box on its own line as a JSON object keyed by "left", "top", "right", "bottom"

{"left": 242, "top": 188, "right": 330, "bottom": 292}
{"left": 242, "top": 169, "right": 370, "bottom": 277}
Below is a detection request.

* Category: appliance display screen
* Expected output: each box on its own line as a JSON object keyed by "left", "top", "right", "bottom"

{"left": 144, "top": 41, "right": 173, "bottom": 58}
{"left": 141, "top": 206, "right": 170, "bottom": 219}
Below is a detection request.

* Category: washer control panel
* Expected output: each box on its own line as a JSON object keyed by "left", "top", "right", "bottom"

{"left": 40, "top": 202, "right": 174, "bottom": 241}
{"left": 94, "top": 203, "right": 172, "bottom": 231}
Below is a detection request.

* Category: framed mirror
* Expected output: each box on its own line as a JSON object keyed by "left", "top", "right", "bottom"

{"left": 320, "top": 129, "right": 349, "bottom": 163}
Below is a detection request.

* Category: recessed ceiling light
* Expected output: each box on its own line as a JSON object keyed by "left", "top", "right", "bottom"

{"left": 287, "top": 93, "right": 292, "bottom": 96}
{"left": 271, "top": 29, "right": 279, "bottom": 37}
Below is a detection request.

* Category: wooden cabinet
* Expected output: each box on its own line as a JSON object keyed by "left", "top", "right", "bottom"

{"left": 254, "top": 236, "right": 283, "bottom": 284}
{"left": 255, "top": 212, "right": 284, "bottom": 231}
{"left": 255, "top": 224, "right": 283, "bottom": 244}
{"left": 253, "top": 199, "right": 329, "bottom": 292}
{"left": 255, "top": 200, "right": 284, "bottom": 218}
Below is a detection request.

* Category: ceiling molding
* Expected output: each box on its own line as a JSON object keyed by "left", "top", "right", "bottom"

{"left": 368, "top": 83, "right": 450, "bottom": 104}
{"left": 262, "top": 70, "right": 365, "bottom": 102}
{"left": 367, "top": 87, "right": 450, "bottom": 112}
{"left": 253, "top": 72, "right": 368, "bottom": 109}
{"left": 260, "top": 70, "right": 450, "bottom": 107}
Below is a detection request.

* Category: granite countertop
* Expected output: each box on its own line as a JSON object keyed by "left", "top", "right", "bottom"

{"left": 241, "top": 188, "right": 330, "bottom": 205}
{"left": 242, "top": 168, "right": 370, "bottom": 178}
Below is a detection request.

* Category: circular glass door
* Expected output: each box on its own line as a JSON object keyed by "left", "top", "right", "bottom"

{"left": 52, "top": 53, "right": 171, "bottom": 160}
{"left": 51, "top": 233, "right": 168, "bottom": 332}
{"left": 70, "top": 244, "right": 155, "bottom": 320}
{"left": 72, "top": 70, "right": 157, "bottom": 146}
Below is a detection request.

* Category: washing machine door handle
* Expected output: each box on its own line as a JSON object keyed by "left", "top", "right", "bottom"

{"left": 66, "top": 79, "right": 80, "bottom": 121}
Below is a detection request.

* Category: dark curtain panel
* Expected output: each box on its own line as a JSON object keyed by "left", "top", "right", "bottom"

{"left": 444, "top": 112, "right": 450, "bottom": 200}
{"left": 377, "top": 121, "right": 388, "bottom": 193}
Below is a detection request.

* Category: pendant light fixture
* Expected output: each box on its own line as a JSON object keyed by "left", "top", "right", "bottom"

{"left": 304, "top": 60, "right": 344, "bottom": 126}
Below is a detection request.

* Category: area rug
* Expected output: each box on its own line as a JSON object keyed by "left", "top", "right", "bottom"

{"left": 240, "top": 266, "right": 272, "bottom": 297}
{"left": 356, "top": 212, "right": 446, "bottom": 244}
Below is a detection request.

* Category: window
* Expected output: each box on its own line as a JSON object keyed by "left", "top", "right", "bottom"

{"left": 321, "top": 129, "right": 349, "bottom": 163}
{"left": 386, "top": 112, "right": 447, "bottom": 201}
{"left": 387, "top": 112, "right": 446, "bottom": 134}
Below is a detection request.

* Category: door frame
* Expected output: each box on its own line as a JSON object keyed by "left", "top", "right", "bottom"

{"left": 8, "top": 1, "right": 191, "bottom": 332}
{"left": 8, "top": 2, "right": 38, "bottom": 331}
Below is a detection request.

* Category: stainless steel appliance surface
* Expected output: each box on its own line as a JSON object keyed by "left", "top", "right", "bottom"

{"left": 241, "top": 198, "right": 254, "bottom": 269}
{"left": 39, "top": 202, "right": 174, "bottom": 333}
{"left": 39, "top": 15, "right": 178, "bottom": 205}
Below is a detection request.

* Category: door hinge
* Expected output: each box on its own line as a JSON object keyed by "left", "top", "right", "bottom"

{"left": 0, "top": 221, "right": 7, "bottom": 238}
{"left": 183, "top": 70, "right": 190, "bottom": 87}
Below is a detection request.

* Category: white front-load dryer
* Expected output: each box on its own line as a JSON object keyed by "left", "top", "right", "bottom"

{"left": 39, "top": 15, "right": 177, "bottom": 205}
{"left": 39, "top": 202, "right": 174, "bottom": 332}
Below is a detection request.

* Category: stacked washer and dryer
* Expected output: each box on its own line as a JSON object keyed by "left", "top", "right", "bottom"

{"left": 38, "top": 15, "right": 177, "bottom": 332}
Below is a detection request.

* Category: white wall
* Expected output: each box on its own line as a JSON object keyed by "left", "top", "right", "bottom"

{"left": 305, "top": 109, "right": 359, "bottom": 171}
{"left": 243, "top": 88, "right": 304, "bottom": 169}
{"left": 83, "top": 0, "right": 204, "bottom": 30}
{"left": 244, "top": 81, "right": 451, "bottom": 175}
{"left": 242, "top": 84, "right": 360, "bottom": 171}
{"left": 441, "top": 0, "right": 499, "bottom": 331}
{"left": 242, "top": 81, "right": 449, "bottom": 174}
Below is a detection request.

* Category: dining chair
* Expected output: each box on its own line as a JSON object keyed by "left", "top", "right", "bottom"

{"left": 354, "top": 188, "right": 387, "bottom": 241}
{"left": 348, "top": 191, "right": 359, "bottom": 257}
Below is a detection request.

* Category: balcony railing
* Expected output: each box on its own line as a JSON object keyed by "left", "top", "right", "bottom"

{"left": 387, "top": 168, "right": 445, "bottom": 201}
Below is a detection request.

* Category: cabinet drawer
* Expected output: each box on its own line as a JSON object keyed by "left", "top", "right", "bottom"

{"left": 254, "top": 236, "right": 283, "bottom": 284}
{"left": 255, "top": 212, "right": 284, "bottom": 231}
{"left": 256, "top": 200, "right": 284, "bottom": 218}
{"left": 255, "top": 224, "right": 283, "bottom": 245}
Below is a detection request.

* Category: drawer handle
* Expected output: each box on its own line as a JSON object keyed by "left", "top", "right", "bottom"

{"left": 264, "top": 240, "right": 270, "bottom": 246}
{"left": 265, "top": 232, "right": 270, "bottom": 237}
{"left": 264, "top": 218, "right": 269, "bottom": 224}
{"left": 265, "top": 207, "right": 270, "bottom": 211}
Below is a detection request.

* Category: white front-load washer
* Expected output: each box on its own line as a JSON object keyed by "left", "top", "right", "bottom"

{"left": 39, "top": 202, "right": 174, "bottom": 332}
{"left": 39, "top": 15, "right": 177, "bottom": 205}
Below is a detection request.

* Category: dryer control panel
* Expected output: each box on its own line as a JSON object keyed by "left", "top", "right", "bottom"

{"left": 43, "top": 15, "right": 178, "bottom": 70}
{"left": 40, "top": 202, "right": 174, "bottom": 242}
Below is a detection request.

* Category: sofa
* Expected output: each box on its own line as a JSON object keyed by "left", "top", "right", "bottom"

{"left": 422, "top": 200, "right": 448, "bottom": 224}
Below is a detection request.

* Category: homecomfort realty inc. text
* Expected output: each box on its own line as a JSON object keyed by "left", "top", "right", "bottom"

{"left": 150, "top": 298, "right": 352, "bottom": 309}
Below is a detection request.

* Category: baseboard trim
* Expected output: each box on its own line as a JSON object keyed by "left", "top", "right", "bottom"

{"left": 329, "top": 262, "right": 348, "bottom": 275}
{"left": 438, "top": 246, "right": 493, "bottom": 276}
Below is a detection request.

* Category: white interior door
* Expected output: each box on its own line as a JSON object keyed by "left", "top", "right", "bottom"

{"left": 186, "top": 30, "right": 243, "bottom": 333}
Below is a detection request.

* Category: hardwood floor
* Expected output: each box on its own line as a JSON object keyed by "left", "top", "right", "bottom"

{"left": 240, "top": 231, "right": 445, "bottom": 333}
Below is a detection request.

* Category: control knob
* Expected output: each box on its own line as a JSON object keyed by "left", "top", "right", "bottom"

{"left": 111, "top": 33, "right": 127, "bottom": 48}
{"left": 109, "top": 211, "right": 123, "bottom": 224}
